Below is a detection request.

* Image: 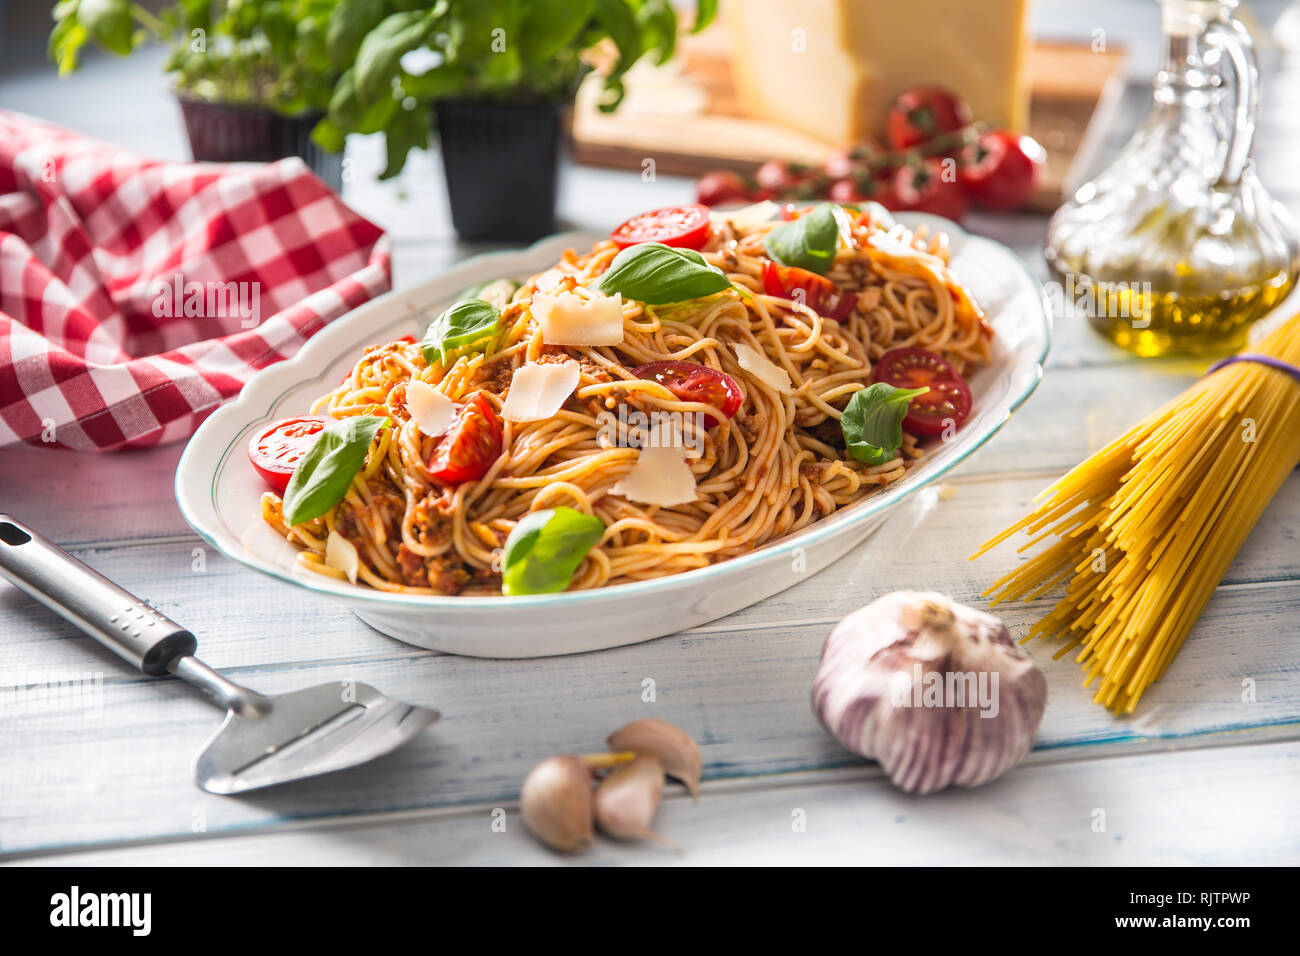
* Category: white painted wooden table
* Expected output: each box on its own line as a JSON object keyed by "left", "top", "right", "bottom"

{"left": 1, "top": 2, "right": 1298, "bottom": 865}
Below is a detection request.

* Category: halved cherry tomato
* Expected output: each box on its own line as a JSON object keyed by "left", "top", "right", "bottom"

{"left": 632, "top": 360, "right": 743, "bottom": 428}
{"left": 892, "top": 158, "right": 970, "bottom": 222}
{"left": 873, "top": 347, "right": 971, "bottom": 437}
{"left": 959, "top": 129, "right": 1045, "bottom": 211}
{"left": 762, "top": 260, "right": 857, "bottom": 320}
{"left": 886, "top": 87, "right": 971, "bottom": 150}
{"left": 248, "top": 416, "right": 327, "bottom": 494}
{"left": 428, "top": 392, "right": 503, "bottom": 484}
{"left": 611, "top": 204, "right": 712, "bottom": 249}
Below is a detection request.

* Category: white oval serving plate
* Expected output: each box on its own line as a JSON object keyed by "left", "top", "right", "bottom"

{"left": 176, "top": 216, "right": 1051, "bottom": 658}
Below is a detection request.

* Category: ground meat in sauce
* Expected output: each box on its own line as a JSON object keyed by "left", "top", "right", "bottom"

{"left": 580, "top": 380, "right": 628, "bottom": 419}
{"left": 410, "top": 491, "right": 455, "bottom": 547}
{"left": 396, "top": 543, "right": 426, "bottom": 587}
{"left": 336, "top": 510, "right": 360, "bottom": 539}
{"left": 731, "top": 413, "right": 758, "bottom": 444}
{"left": 474, "top": 360, "right": 514, "bottom": 395}
{"left": 353, "top": 492, "right": 401, "bottom": 535}
{"left": 426, "top": 554, "right": 471, "bottom": 594}
{"left": 809, "top": 418, "right": 847, "bottom": 450}
{"left": 395, "top": 542, "right": 472, "bottom": 594}
{"left": 467, "top": 565, "right": 503, "bottom": 590}
{"left": 580, "top": 358, "right": 614, "bottom": 384}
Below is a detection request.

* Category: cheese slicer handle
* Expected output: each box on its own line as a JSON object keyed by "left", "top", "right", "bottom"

{"left": 0, "top": 514, "right": 197, "bottom": 675}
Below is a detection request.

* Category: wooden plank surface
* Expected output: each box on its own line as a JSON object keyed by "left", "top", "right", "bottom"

{"left": 14, "top": 740, "right": 1300, "bottom": 865}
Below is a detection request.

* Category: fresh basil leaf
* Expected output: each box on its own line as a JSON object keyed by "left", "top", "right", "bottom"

{"left": 379, "top": 104, "right": 430, "bottom": 180}
{"left": 78, "top": 0, "right": 134, "bottom": 56}
{"left": 421, "top": 298, "right": 501, "bottom": 365}
{"left": 840, "top": 383, "right": 929, "bottom": 466}
{"left": 327, "top": 65, "right": 401, "bottom": 139}
{"left": 763, "top": 202, "right": 841, "bottom": 275}
{"left": 282, "top": 416, "right": 389, "bottom": 527}
{"left": 355, "top": 10, "right": 434, "bottom": 101}
{"left": 596, "top": 242, "right": 730, "bottom": 304}
{"left": 311, "top": 116, "right": 347, "bottom": 154}
{"left": 592, "top": 0, "right": 643, "bottom": 110}
{"left": 693, "top": 0, "right": 719, "bottom": 33}
{"left": 637, "top": 0, "right": 679, "bottom": 66}
{"left": 401, "top": 62, "right": 468, "bottom": 101}
{"left": 519, "top": 0, "right": 592, "bottom": 66}
{"left": 48, "top": 13, "right": 90, "bottom": 75}
{"left": 327, "top": 0, "right": 389, "bottom": 69}
{"left": 502, "top": 507, "right": 606, "bottom": 595}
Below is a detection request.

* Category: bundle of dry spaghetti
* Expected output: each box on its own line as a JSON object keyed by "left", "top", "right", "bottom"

{"left": 975, "top": 311, "right": 1300, "bottom": 714}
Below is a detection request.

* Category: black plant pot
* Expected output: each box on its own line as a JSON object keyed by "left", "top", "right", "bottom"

{"left": 435, "top": 98, "right": 570, "bottom": 242}
{"left": 176, "top": 96, "right": 344, "bottom": 193}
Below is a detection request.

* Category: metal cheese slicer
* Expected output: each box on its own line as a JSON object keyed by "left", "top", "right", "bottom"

{"left": 0, "top": 514, "right": 439, "bottom": 795}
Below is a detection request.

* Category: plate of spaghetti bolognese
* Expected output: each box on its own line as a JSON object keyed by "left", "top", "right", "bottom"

{"left": 176, "top": 204, "right": 1050, "bottom": 657}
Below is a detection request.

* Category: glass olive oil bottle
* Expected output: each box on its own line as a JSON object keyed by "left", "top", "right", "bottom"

{"left": 1045, "top": 0, "right": 1298, "bottom": 358}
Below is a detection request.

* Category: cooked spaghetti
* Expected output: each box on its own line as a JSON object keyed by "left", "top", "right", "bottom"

{"left": 260, "top": 205, "right": 992, "bottom": 595}
{"left": 976, "top": 311, "right": 1300, "bottom": 713}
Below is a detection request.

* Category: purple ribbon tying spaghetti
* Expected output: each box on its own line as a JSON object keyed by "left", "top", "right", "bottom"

{"left": 1205, "top": 352, "right": 1300, "bottom": 383}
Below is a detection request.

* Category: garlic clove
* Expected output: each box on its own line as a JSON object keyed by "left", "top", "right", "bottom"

{"left": 606, "top": 718, "right": 702, "bottom": 801}
{"left": 593, "top": 754, "right": 678, "bottom": 851}
{"left": 811, "top": 591, "right": 1047, "bottom": 795}
{"left": 520, "top": 755, "right": 594, "bottom": 853}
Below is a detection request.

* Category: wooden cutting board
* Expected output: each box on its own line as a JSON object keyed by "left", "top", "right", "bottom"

{"left": 572, "top": 29, "right": 1128, "bottom": 213}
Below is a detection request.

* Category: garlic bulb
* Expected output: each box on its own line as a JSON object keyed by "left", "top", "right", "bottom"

{"left": 811, "top": 591, "right": 1046, "bottom": 795}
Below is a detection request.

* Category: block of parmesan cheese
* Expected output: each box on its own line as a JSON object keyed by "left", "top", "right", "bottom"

{"left": 725, "top": 0, "right": 1031, "bottom": 144}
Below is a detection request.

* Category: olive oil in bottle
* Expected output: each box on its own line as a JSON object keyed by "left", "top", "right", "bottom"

{"left": 1048, "top": 260, "right": 1295, "bottom": 358}
{"left": 1045, "top": 0, "right": 1299, "bottom": 359}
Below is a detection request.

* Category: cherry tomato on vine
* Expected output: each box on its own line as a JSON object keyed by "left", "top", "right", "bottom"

{"left": 696, "top": 171, "right": 753, "bottom": 207}
{"left": 829, "top": 176, "right": 898, "bottom": 209}
{"left": 886, "top": 87, "right": 971, "bottom": 150}
{"left": 892, "top": 158, "right": 970, "bottom": 222}
{"left": 755, "top": 159, "right": 811, "bottom": 194}
{"left": 959, "top": 129, "right": 1045, "bottom": 211}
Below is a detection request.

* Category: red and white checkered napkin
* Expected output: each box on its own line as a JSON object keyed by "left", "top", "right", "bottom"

{"left": 0, "top": 110, "right": 391, "bottom": 451}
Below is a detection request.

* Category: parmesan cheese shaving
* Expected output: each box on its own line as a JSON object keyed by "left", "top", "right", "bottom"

{"left": 710, "top": 200, "right": 780, "bottom": 231}
{"left": 405, "top": 379, "right": 458, "bottom": 437}
{"left": 325, "top": 530, "right": 360, "bottom": 584}
{"left": 500, "top": 359, "right": 581, "bottom": 422}
{"left": 610, "top": 445, "right": 698, "bottom": 506}
{"left": 610, "top": 420, "right": 698, "bottom": 506}
{"left": 870, "top": 225, "right": 943, "bottom": 266}
{"left": 533, "top": 268, "right": 566, "bottom": 293}
{"left": 734, "top": 342, "right": 793, "bottom": 394}
{"left": 533, "top": 290, "right": 625, "bottom": 346}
